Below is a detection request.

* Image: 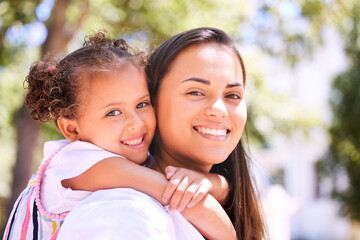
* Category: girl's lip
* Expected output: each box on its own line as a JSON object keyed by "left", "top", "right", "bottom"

{"left": 121, "top": 134, "right": 147, "bottom": 149}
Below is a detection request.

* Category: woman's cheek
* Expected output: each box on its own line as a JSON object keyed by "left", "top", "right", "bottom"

{"left": 236, "top": 101, "right": 247, "bottom": 120}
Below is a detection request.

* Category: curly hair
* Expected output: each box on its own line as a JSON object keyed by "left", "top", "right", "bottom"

{"left": 25, "top": 30, "right": 146, "bottom": 126}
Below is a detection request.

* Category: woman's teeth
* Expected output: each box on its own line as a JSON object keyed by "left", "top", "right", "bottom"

{"left": 123, "top": 137, "right": 143, "bottom": 145}
{"left": 197, "top": 127, "right": 227, "bottom": 137}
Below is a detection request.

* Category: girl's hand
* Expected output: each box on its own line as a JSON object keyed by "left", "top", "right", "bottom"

{"left": 162, "top": 166, "right": 213, "bottom": 212}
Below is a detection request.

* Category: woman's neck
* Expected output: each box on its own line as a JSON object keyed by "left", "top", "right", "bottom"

{"left": 150, "top": 141, "right": 212, "bottom": 173}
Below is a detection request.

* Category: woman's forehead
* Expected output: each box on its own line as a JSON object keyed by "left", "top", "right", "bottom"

{"left": 165, "top": 43, "right": 244, "bottom": 84}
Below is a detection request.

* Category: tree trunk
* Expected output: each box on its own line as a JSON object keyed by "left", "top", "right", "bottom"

{"left": 8, "top": 105, "right": 41, "bottom": 212}
{"left": 7, "top": 0, "right": 89, "bottom": 216}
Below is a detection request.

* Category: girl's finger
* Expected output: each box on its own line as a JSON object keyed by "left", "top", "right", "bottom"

{"left": 176, "top": 183, "right": 199, "bottom": 212}
{"left": 187, "top": 183, "right": 210, "bottom": 208}
{"left": 164, "top": 166, "right": 177, "bottom": 179}
{"left": 168, "top": 176, "right": 189, "bottom": 211}
{"left": 162, "top": 175, "right": 182, "bottom": 204}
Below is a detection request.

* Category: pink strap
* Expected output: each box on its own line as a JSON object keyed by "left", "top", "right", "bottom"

{"left": 34, "top": 146, "right": 69, "bottom": 221}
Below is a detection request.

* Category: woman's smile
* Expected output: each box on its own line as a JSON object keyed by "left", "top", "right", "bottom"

{"left": 193, "top": 125, "right": 229, "bottom": 141}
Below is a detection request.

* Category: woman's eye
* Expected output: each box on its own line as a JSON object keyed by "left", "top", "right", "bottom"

{"left": 226, "top": 93, "right": 242, "bottom": 100}
{"left": 106, "top": 110, "right": 121, "bottom": 116}
{"left": 137, "top": 102, "right": 150, "bottom": 108}
{"left": 187, "top": 91, "right": 204, "bottom": 96}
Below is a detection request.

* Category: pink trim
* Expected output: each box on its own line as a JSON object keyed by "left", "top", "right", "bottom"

{"left": 20, "top": 187, "right": 35, "bottom": 240}
{"left": 3, "top": 205, "right": 15, "bottom": 239}
{"left": 3, "top": 195, "right": 23, "bottom": 239}
{"left": 3, "top": 220, "right": 10, "bottom": 239}
{"left": 34, "top": 146, "right": 69, "bottom": 221}
{"left": 3, "top": 196, "right": 21, "bottom": 239}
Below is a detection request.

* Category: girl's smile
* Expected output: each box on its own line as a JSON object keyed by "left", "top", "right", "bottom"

{"left": 121, "top": 134, "right": 147, "bottom": 149}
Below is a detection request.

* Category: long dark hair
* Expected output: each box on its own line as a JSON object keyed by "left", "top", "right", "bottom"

{"left": 146, "top": 27, "right": 267, "bottom": 240}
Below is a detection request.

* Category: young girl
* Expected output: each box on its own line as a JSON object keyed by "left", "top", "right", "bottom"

{"left": 3, "top": 31, "right": 232, "bottom": 240}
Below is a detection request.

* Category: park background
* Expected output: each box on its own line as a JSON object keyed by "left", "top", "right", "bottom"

{"left": 0, "top": 0, "right": 359, "bottom": 239}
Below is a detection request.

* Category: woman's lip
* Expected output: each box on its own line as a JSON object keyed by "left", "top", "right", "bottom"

{"left": 193, "top": 125, "right": 230, "bottom": 141}
{"left": 193, "top": 125, "right": 230, "bottom": 133}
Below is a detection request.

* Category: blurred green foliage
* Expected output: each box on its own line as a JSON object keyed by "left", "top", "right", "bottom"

{"left": 0, "top": 0, "right": 42, "bottom": 65}
{"left": 2, "top": 0, "right": 358, "bottom": 226}
{"left": 318, "top": 1, "right": 360, "bottom": 221}
{"left": 0, "top": 0, "right": 324, "bottom": 196}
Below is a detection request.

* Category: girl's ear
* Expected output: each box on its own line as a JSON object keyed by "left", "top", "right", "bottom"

{"left": 57, "top": 118, "right": 79, "bottom": 142}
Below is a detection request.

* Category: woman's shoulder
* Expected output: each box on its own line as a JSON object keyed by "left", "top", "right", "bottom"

{"left": 57, "top": 188, "right": 175, "bottom": 239}
{"left": 82, "top": 188, "right": 164, "bottom": 209}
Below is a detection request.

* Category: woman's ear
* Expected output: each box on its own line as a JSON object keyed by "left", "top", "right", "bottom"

{"left": 57, "top": 118, "right": 79, "bottom": 142}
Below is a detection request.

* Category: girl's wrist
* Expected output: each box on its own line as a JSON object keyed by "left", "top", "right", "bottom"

{"left": 208, "top": 173, "right": 229, "bottom": 204}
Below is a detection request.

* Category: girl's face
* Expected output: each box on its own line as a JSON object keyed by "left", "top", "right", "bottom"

{"left": 155, "top": 43, "right": 247, "bottom": 172}
{"left": 74, "top": 64, "right": 156, "bottom": 164}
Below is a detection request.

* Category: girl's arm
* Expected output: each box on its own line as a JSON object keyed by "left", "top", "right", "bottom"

{"left": 182, "top": 193, "right": 236, "bottom": 240}
{"left": 62, "top": 157, "right": 167, "bottom": 204}
{"left": 62, "top": 157, "right": 236, "bottom": 240}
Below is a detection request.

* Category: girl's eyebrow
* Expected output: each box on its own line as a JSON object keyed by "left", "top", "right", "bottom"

{"left": 138, "top": 93, "right": 151, "bottom": 100}
{"left": 103, "top": 94, "right": 150, "bottom": 108}
{"left": 182, "top": 77, "right": 243, "bottom": 88}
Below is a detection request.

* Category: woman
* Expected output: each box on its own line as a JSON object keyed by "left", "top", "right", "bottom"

{"left": 58, "top": 27, "right": 267, "bottom": 240}
{"left": 147, "top": 27, "right": 267, "bottom": 239}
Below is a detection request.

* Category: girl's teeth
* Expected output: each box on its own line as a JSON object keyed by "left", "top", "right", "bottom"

{"left": 124, "top": 137, "right": 143, "bottom": 145}
{"left": 197, "top": 128, "right": 226, "bottom": 137}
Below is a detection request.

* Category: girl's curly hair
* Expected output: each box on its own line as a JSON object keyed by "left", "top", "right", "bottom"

{"left": 25, "top": 30, "right": 146, "bottom": 127}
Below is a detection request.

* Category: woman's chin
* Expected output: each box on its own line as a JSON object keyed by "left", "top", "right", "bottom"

{"left": 191, "top": 151, "right": 232, "bottom": 168}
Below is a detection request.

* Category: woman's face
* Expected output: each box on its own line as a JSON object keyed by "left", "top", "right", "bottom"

{"left": 155, "top": 43, "right": 247, "bottom": 172}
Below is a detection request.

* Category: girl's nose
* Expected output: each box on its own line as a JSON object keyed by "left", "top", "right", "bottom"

{"left": 205, "top": 98, "right": 228, "bottom": 119}
{"left": 126, "top": 112, "right": 145, "bottom": 131}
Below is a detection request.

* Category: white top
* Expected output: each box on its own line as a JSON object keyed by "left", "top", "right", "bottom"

{"left": 57, "top": 188, "right": 205, "bottom": 240}
{"left": 40, "top": 140, "right": 204, "bottom": 239}
{"left": 40, "top": 140, "right": 121, "bottom": 214}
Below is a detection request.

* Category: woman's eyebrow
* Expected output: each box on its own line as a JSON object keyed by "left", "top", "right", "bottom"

{"left": 182, "top": 78, "right": 243, "bottom": 88}
{"left": 182, "top": 77, "right": 210, "bottom": 85}
{"left": 226, "top": 83, "right": 243, "bottom": 88}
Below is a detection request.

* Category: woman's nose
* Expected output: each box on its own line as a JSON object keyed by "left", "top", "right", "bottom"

{"left": 205, "top": 98, "right": 228, "bottom": 119}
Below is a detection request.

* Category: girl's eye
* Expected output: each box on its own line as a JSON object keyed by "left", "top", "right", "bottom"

{"left": 225, "top": 93, "right": 242, "bottom": 100}
{"left": 106, "top": 110, "right": 121, "bottom": 116}
{"left": 137, "top": 102, "right": 150, "bottom": 108}
{"left": 187, "top": 91, "right": 204, "bottom": 96}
